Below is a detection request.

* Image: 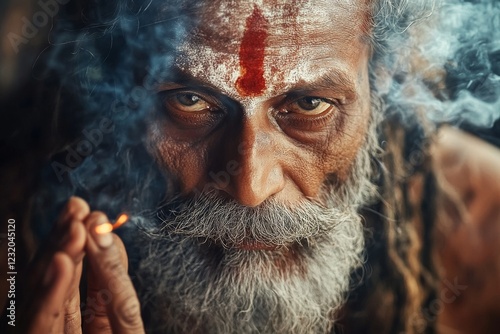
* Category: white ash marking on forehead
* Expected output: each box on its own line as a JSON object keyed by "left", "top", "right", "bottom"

{"left": 173, "top": 0, "right": 362, "bottom": 115}
{"left": 175, "top": 43, "right": 240, "bottom": 96}
{"left": 175, "top": 44, "right": 349, "bottom": 115}
{"left": 201, "top": 0, "right": 317, "bottom": 38}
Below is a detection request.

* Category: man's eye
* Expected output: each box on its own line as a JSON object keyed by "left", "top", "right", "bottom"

{"left": 166, "top": 93, "right": 212, "bottom": 112}
{"left": 284, "top": 97, "right": 335, "bottom": 115}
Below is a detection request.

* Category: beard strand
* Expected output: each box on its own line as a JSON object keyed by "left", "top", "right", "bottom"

{"left": 131, "top": 111, "right": 380, "bottom": 334}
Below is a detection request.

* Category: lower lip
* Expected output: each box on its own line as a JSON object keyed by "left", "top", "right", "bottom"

{"left": 235, "top": 240, "right": 280, "bottom": 251}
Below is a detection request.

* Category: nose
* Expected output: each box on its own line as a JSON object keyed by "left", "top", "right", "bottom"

{"left": 214, "top": 119, "right": 285, "bottom": 207}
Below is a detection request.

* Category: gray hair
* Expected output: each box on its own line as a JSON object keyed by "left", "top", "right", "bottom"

{"left": 369, "top": 0, "right": 437, "bottom": 63}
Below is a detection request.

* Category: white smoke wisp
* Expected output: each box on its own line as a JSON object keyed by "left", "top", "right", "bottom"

{"left": 373, "top": 0, "right": 500, "bottom": 128}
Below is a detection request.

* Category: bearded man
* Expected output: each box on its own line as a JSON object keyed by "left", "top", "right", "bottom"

{"left": 2, "top": 0, "right": 500, "bottom": 333}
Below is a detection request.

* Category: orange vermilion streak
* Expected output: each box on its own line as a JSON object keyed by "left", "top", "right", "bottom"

{"left": 235, "top": 5, "right": 269, "bottom": 97}
{"left": 95, "top": 213, "right": 129, "bottom": 234}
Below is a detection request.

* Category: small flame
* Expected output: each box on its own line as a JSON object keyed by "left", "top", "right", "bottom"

{"left": 113, "top": 214, "right": 129, "bottom": 230}
{"left": 95, "top": 213, "right": 129, "bottom": 234}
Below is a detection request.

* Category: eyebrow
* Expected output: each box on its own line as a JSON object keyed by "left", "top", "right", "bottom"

{"left": 286, "top": 71, "right": 358, "bottom": 97}
{"left": 163, "top": 67, "right": 358, "bottom": 98}
{"left": 159, "top": 68, "right": 225, "bottom": 94}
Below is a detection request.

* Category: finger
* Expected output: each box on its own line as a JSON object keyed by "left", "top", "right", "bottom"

{"left": 59, "top": 260, "right": 84, "bottom": 334}
{"left": 56, "top": 221, "right": 87, "bottom": 334}
{"left": 58, "top": 196, "right": 91, "bottom": 226}
{"left": 23, "top": 198, "right": 90, "bottom": 334}
{"left": 28, "top": 252, "right": 74, "bottom": 334}
{"left": 51, "top": 199, "right": 89, "bottom": 334}
{"left": 31, "top": 197, "right": 90, "bottom": 275}
{"left": 83, "top": 212, "right": 144, "bottom": 334}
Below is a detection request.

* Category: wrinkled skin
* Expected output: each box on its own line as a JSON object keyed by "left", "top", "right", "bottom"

{"left": 12, "top": 198, "right": 145, "bottom": 334}
{"left": 10, "top": 0, "right": 500, "bottom": 333}
{"left": 148, "top": 0, "right": 372, "bottom": 210}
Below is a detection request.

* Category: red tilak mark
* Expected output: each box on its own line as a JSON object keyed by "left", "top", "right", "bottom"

{"left": 235, "top": 5, "right": 269, "bottom": 97}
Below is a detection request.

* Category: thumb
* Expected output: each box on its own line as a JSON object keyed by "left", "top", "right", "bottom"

{"left": 83, "top": 212, "right": 144, "bottom": 334}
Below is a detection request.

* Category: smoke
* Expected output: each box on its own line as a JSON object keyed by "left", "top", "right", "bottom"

{"left": 32, "top": 0, "right": 199, "bottom": 231}
{"left": 375, "top": 0, "right": 500, "bottom": 127}
{"left": 32, "top": 0, "right": 500, "bottom": 230}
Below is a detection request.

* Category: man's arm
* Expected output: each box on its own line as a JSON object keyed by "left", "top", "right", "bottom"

{"left": 433, "top": 127, "right": 500, "bottom": 333}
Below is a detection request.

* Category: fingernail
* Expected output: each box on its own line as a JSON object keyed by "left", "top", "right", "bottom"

{"left": 43, "top": 258, "right": 56, "bottom": 286}
{"left": 95, "top": 223, "right": 113, "bottom": 234}
{"left": 92, "top": 220, "right": 114, "bottom": 248}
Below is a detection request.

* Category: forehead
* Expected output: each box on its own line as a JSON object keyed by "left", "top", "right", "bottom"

{"left": 194, "top": 0, "right": 368, "bottom": 44}
{"left": 172, "top": 0, "right": 371, "bottom": 97}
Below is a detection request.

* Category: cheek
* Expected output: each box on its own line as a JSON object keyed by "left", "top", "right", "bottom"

{"left": 277, "top": 111, "right": 367, "bottom": 200}
{"left": 147, "top": 126, "right": 211, "bottom": 194}
{"left": 323, "top": 64, "right": 372, "bottom": 180}
{"left": 317, "top": 95, "right": 372, "bottom": 184}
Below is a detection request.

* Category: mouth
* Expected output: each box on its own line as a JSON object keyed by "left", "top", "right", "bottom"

{"left": 233, "top": 239, "right": 282, "bottom": 251}
{"left": 194, "top": 236, "right": 301, "bottom": 252}
{"left": 192, "top": 236, "right": 310, "bottom": 276}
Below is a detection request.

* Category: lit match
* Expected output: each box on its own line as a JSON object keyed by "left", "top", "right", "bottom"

{"left": 95, "top": 213, "right": 129, "bottom": 234}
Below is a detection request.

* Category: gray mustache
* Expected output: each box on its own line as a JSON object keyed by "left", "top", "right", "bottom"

{"left": 156, "top": 191, "right": 356, "bottom": 248}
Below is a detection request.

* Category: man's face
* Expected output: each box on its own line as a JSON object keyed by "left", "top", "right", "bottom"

{"left": 150, "top": 0, "right": 372, "bottom": 210}
{"left": 140, "top": 1, "right": 376, "bottom": 333}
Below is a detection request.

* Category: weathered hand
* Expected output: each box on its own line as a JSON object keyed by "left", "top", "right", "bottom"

{"left": 81, "top": 209, "right": 144, "bottom": 333}
{"left": 21, "top": 197, "right": 144, "bottom": 334}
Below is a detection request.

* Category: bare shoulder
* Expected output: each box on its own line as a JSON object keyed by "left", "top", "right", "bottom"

{"left": 431, "top": 126, "right": 500, "bottom": 333}
{"left": 432, "top": 126, "right": 500, "bottom": 206}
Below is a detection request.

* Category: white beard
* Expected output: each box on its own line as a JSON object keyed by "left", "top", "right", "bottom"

{"left": 132, "top": 114, "right": 379, "bottom": 334}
